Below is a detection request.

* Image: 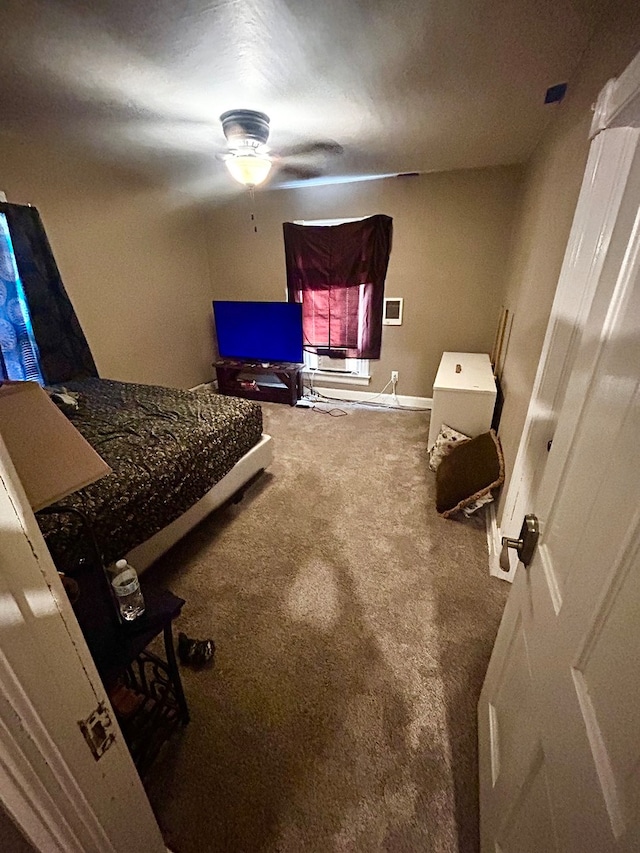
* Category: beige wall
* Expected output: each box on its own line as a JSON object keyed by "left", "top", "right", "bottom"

{"left": 206, "top": 166, "right": 523, "bottom": 398}
{"left": 496, "top": 0, "right": 640, "bottom": 517}
{"left": 0, "top": 133, "right": 213, "bottom": 389}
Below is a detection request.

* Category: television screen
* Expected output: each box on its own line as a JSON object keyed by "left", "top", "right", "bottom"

{"left": 213, "top": 300, "right": 303, "bottom": 364}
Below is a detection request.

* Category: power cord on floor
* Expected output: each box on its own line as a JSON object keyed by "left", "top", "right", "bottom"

{"left": 301, "top": 369, "right": 426, "bottom": 413}
{"left": 311, "top": 403, "right": 348, "bottom": 417}
{"left": 307, "top": 387, "right": 426, "bottom": 413}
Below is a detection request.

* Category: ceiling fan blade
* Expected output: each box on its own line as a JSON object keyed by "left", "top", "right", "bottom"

{"left": 279, "top": 140, "right": 344, "bottom": 159}
{"left": 278, "top": 164, "right": 325, "bottom": 181}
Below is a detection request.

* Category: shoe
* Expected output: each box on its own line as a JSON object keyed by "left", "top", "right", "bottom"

{"left": 178, "top": 631, "right": 215, "bottom": 667}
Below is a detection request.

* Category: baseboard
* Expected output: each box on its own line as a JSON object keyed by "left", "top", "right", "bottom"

{"left": 188, "top": 380, "right": 429, "bottom": 408}
{"left": 189, "top": 381, "right": 216, "bottom": 392}
{"left": 309, "top": 386, "right": 432, "bottom": 410}
{"left": 485, "top": 503, "right": 517, "bottom": 582}
{"left": 193, "top": 379, "right": 428, "bottom": 407}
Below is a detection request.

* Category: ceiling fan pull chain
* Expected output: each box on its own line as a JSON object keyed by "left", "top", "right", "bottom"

{"left": 249, "top": 186, "right": 258, "bottom": 233}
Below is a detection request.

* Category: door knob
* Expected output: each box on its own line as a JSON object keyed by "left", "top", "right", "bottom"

{"left": 500, "top": 514, "right": 539, "bottom": 571}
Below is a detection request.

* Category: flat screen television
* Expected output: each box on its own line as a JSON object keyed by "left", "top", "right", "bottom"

{"left": 213, "top": 300, "right": 303, "bottom": 364}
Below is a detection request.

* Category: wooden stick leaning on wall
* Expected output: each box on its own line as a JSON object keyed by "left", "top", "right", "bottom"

{"left": 491, "top": 306, "right": 509, "bottom": 378}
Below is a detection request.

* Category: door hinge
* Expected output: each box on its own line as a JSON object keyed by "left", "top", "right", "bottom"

{"left": 78, "top": 701, "right": 116, "bottom": 761}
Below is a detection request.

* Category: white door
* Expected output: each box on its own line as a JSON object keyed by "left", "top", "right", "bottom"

{"left": 478, "top": 78, "right": 640, "bottom": 852}
{"left": 0, "top": 435, "right": 166, "bottom": 851}
{"left": 495, "top": 122, "right": 640, "bottom": 582}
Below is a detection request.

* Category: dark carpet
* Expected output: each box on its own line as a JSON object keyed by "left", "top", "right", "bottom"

{"left": 144, "top": 400, "right": 508, "bottom": 852}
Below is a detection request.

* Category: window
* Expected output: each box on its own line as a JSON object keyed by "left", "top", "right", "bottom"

{"left": 296, "top": 272, "right": 367, "bottom": 379}
{"left": 0, "top": 213, "right": 43, "bottom": 383}
{"left": 303, "top": 349, "right": 370, "bottom": 385}
{"left": 283, "top": 214, "right": 392, "bottom": 382}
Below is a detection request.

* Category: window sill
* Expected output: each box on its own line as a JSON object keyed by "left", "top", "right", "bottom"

{"left": 302, "top": 369, "right": 371, "bottom": 387}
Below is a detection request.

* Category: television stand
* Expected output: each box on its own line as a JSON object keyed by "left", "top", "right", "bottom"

{"left": 214, "top": 361, "right": 303, "bottom": 406}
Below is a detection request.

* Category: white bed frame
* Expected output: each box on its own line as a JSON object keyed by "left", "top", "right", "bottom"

{"left": 126, "top": 433, "right": 273, "bottom": 573}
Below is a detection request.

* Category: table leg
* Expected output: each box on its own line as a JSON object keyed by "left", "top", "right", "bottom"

{"left": 163, "top": 623, "right": 190, "bottom": 724}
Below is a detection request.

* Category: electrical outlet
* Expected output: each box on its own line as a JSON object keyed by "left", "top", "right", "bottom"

{"left": 391, "top": 370, "right": 399, "bottom": 383}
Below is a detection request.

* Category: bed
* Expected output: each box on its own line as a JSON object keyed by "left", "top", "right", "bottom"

{"left": 37, "top": 378, "right": 273, "bottom": 574}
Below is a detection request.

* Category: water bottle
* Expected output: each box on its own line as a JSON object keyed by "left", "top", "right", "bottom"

{"left": 111, "top": 559, "right": 145, "bottom": 621}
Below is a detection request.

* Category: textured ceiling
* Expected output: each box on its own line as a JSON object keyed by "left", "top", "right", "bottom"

{"left": 0, "top": 0, "right": 607, "bottom": 198}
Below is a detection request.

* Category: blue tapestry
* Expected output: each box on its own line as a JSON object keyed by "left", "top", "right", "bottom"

{"left": 0, "top": 203, "right": 98, "bottom": 385}
{"left": 0, "top": 213, "right": 44, "bottom": 383}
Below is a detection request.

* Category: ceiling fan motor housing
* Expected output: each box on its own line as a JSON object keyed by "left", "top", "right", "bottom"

{"left": 220, "top": 109, "right": 270, "bottom": 149}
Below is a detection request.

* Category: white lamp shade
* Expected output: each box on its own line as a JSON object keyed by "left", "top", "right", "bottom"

{"left": 0, "top": 382, "right": 111, "bottom": 511}
{"left": 225, "top": 153, "right": 272, "bottom": 187}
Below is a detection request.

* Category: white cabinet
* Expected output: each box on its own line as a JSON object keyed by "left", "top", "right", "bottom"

{"left": 428, "top": 352, "right": 497, "bottom": 449}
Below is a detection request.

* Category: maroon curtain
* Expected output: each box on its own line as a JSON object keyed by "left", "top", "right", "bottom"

{"left": 283, "top": 214, "right": 392, "bottom": 359}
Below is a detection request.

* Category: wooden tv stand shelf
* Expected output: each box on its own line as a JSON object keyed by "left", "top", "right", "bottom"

{"left": 215, "top": 361, "right": 303, "bottom": 406}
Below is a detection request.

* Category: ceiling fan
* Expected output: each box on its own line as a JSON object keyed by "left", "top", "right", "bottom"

{"left": 219, "top": 109, "right": 343, "bottom": 188}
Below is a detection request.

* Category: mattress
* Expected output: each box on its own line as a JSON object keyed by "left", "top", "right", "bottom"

{"left": 37, "top": 378, "right": 263, "bottom": 571}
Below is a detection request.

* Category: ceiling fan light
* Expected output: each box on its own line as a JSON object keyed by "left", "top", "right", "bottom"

{"left": 225, "top": 153, "right": 272, "bottom": 187}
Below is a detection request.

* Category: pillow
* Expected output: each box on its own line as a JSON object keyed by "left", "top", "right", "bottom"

{"left": 46, "top": 386, "right": 81, "bottom": 414}
{"left": 429, "top": 423, "right": 471, "bottom": 472}
{"left": 436, "top": 430, "right": 504, "bottom": 518}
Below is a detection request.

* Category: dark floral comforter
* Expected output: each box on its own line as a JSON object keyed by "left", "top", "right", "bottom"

{"left": 37, "top": 378, "right": 263, "bottom": 571}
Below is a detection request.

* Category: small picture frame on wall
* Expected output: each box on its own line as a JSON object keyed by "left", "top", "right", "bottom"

{"left": 383, "top": 297, "right": 403, "bottom": 325}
